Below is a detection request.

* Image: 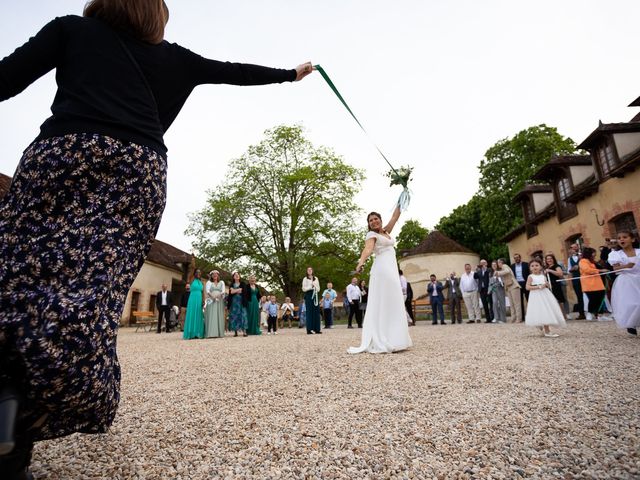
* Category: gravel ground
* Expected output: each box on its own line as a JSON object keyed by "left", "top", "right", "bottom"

{"left": 31, "top": 320, "right": 639, "bottom": 479}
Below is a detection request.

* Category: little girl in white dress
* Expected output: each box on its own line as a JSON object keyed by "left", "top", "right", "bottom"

{"left": 608, "top": 230, "right": 640, "bottom": 335}
{"left": 525, "top": 259, "right": 566, "bottom": 337}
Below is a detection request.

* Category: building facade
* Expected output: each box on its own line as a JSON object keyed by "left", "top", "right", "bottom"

{"left": 399, "top": 230, "right": 480, "bottom": 298}
{"left": 504, "top": 97, "right": 640, "bottom": 288}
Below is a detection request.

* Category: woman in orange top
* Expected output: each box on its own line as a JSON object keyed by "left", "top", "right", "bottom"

{"left": 579, "top": 247, "right": 609, "bottom": 320}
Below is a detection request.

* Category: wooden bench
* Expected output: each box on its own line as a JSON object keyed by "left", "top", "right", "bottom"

{"left": 132, "top": 310, "right": 156, "bottom": 332}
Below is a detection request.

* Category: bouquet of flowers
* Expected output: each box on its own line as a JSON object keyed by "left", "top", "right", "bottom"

{"left": 386, "top": 165, "right": 413, "bottom": 188}
{"left": 385, "top": 165, "right": 413, "bottom": 211}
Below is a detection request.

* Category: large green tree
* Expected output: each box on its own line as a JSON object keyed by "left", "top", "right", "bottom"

{"left": 437, "top": 124, "right": 578, "bottom": 259}
{"left": 186, "top": 125, "right": 366, "bottom": 302}
{"left": 396, "top": 219, "right": 429, "bottom": 256}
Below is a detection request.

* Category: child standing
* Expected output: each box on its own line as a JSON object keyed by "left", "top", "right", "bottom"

{"left": 322, "top": 292, "right": 334, "bottom": 329}
{"left": 608, "top": 230, "right": 640, "bottom": 335}
{"left": 267, "top": 296, "right": 279, "bottom": 335}
{"left": 525, "top": 259, "right": 566, "bottom": 337}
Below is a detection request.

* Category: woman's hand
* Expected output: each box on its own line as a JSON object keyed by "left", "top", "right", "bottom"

{"left": 355, "top": 264, "right": 363, "bottom": 274}
{"left": 295, "top": 62, "right": 314, "bottom": 81}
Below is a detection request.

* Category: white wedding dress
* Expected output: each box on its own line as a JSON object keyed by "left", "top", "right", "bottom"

{"left": 348, "top": 231, "right": 413, "bottom": 354}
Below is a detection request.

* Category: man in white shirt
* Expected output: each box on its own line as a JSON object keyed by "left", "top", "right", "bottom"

{"left": 460, "top": 263, "right": 481, "bottom": 323}
{"left": 346, "top": 277, "right": 363, "bottom": 328}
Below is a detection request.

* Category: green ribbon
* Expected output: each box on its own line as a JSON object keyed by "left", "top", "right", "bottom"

{"left": 314, "top": 64, "right": 402, "bottom": 181}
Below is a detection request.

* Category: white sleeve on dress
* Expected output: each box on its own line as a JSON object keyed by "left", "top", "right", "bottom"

{"left": 607, "top": 250, "right": 623, "bottom": 266}
{"left": 365, "top": 231, "right": 377, "bottom": 241}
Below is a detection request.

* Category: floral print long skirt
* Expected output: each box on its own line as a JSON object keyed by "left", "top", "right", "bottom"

{"left": 0, "top": 133, "right": 166, "bottom": 441}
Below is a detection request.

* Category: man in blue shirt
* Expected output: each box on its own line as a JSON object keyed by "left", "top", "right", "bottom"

{"left": 267, "top": 296, "right": 279, "bottom": 335}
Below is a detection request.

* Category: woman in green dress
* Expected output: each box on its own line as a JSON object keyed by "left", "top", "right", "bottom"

{"left": 228, "top": 271, "right": 248, "bottom": 337}
{"left": 204, "top": 270, "right": 226, "bottom": 338}
{"left": 183, "top": 269, "right": 205, "bottom": 340}
{"left": 246, "top": 275, "right": 262, "bottom": 335}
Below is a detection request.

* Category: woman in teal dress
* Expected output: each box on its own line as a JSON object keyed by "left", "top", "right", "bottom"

{"left": 204, "top": 270, "right": 226, "bottom": 338}
{"left": 246, "top": 275, "right": 262, "bottom": 335}
{"left": 183, "top": 269, "right": 205, "bottom": 339}
{"left": 228, "top": 271, "right": 248, "bottom": 337}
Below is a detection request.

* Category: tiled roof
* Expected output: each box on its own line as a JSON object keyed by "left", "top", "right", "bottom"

{"left": 0, "top": 173, "right": 12, "bottom": 199}
{"left": 147, "top": 239, "right": 192, "bottom": 272}
{"left": 404, "top": 230, "right": 476, "bottom": 256}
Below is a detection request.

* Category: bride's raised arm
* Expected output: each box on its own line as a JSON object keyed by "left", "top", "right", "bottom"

{"left": 383, "top": 205, "right": 402, "bottom": 234}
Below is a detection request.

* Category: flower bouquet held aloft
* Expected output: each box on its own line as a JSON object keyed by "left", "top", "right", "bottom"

{"left": 385, "top": 165, "right": 413, "bottom": 211}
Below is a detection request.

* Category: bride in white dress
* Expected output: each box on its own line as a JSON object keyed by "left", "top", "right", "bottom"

{"left": 348, "top": 207, "right": 413, "bottom": 354}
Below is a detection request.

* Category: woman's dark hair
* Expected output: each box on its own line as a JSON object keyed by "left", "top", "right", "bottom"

{"left": 367, "top": 212, "right": 382, "bottom": 232}
{"left": 84, "top": 0, "right": 169, "bottom": 44}
{"left": 581, "top": 247, "right": 596, "bottom": 263}
{"left": 545, "top": 253, "right": 558, "bottom": 266}
{"left": 306, "top": 267, "right": 315, "bottom": 280}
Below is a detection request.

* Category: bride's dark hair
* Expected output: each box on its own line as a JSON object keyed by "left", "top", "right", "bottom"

{"left": 367, "top": 212, "right": 383, "bottom": 232}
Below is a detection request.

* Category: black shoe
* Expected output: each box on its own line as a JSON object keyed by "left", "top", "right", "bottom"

{"left": 315, "top": 331, "right": 322, "bottom": 334}
{"left": 432, "top": 322, "right": 437, "bottom": 325}
{"left": 347, "top": 325, "right": 353, "bottom": 329}
{"left": 234, "top": 331, "right": 238, "bottom": 337}
{"left": 628, "top": 328, "right": 637, "bottom": 336}
{"left": 466, "top": 320, "right": 475, "bottom": 324}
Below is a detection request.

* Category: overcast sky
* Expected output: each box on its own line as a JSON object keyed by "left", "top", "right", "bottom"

{"left": 1, "top": 1, "right": 639, "bottom": 253}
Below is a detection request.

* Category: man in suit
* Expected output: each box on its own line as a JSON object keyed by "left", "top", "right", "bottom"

{"left": 427, "top": 274, "right": 445, "bottom": 325}
{"left": 474, "top": 260, "right": 493, "bottom": 323}
{"left": 443, "top": 272, "right": 462, "bottom": 324}
{"left": 510, "top": 253, "right": 530, "bottom": 321}
{"left": 156, "top": 283, "right": 173, "bottom": 333}
{"left": 496, "top": 258, "right": 522, "bottom": 322}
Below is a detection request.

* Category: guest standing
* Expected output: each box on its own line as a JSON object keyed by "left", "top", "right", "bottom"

{"left": 183, "top": 269, "right": 205, "bottom": 340}
{"left": 510, "top": 254, "right": 530, "bottom": 319}
{"left": 460, "top": 264, "right": 481, "bottom": 323}
{"left": 321, "top": 282, "right": 337, "bottom": 328}
{"left": 399, "top": 270, "right": 415, "bottom": 325}
{"left": 302, "top": 267, "right": 322, "bottom": 334}
{"left": 488, "top": 261, "right": 506, "bottom": 323}
{"left": 475, "top": 260, "right": 493, "bottom": 322}
{"left": 567, "top": 243, "right": 586, "bottom": 319}
{"left": 495, "top": 259, "right": 522, "bottom": 323}
{"left": 609, "top": 230, "right": 640, "bottom": 335}
{"left": 346, "top": 277, "right": 363, "bottom": 328}
{"left": 579, "top": 248, "right": 609, "bottom": 321}
{"left": 156, "top": 283, "right": 173, "bottom": 333}
{"left": 322, "top": 292, "right": 334, "bottom": 329}
{"left": 544, "top": 254, "right": 567, "bottom": 319}
{"left": 298, "top": 300, "right": 307, "bottom": 328}
{"left": 246, "top": 275, "right": 262, "bottom": 336}
{"left": 426, "top": 274, "right": 445, "bottom": 325}
{"left": 359, "top": 280, "right": 369, "bottom": 314}
{"left": 525, "top": 260, "right": 566, "bottom": 337}
{"left": 227, "top": 272, "right": 248, "bottom": 337}
{"left": 204, "top": 270, "right": 225, "bottom": 338}
{"left": 444, "top": 272, "right": 462, "bottom": 324}
{"left": 266, "top": 296, "right": 279, "bottom": 335}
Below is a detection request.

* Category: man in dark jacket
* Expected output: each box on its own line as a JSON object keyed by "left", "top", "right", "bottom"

{"left": 427, "top": 274, "right": 445, "bottom": 325}
{"left": 443, "top": 272, "right": 462, "bottom": 324}
{"left": 156, "top": 283, "right": 173, "bottom": 333}
{"left": 475, "top": 260, "right": 493, "bottom": 322}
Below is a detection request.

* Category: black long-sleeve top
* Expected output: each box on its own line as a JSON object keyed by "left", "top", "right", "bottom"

{"left": 0, "top": 15, "right": 296, "bottom": 155}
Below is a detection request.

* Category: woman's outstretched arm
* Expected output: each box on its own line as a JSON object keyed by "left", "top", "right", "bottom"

{"left": 383, "top": 206, "right": 401, "bottom": 234}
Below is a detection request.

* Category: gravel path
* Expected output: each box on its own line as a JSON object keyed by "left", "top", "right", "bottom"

{"left": 31, "top": 321, "right": 639, "bottom": 479}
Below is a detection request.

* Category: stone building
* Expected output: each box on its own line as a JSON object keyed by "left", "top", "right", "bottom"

{"left": 503, "top": 96, "right": 640, "bottom": 302}
{"left": 399, "top": 231, "right": 480, "bottom": 298}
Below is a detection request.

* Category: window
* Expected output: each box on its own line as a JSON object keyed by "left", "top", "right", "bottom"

{"left": 610, "top": 211, "right": 638, "bottom": 237}
{"left": 556, "top": 175, "right": 577, "bottom": 222}
{"left": 596, "top": 141, "right": 619, "bottom": 177}
{"left": 526, "top": 223, "right": 538, "bottom": 238}
{"left": 565, "top": 233, "right": 584, "bottom": 258}
{"left": 523, "top": 198, "right": 535, "bottom": 221}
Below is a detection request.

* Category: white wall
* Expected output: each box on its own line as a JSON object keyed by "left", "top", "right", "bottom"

{"left": 613, "top": 132, "right": 640, "bottom": 160}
